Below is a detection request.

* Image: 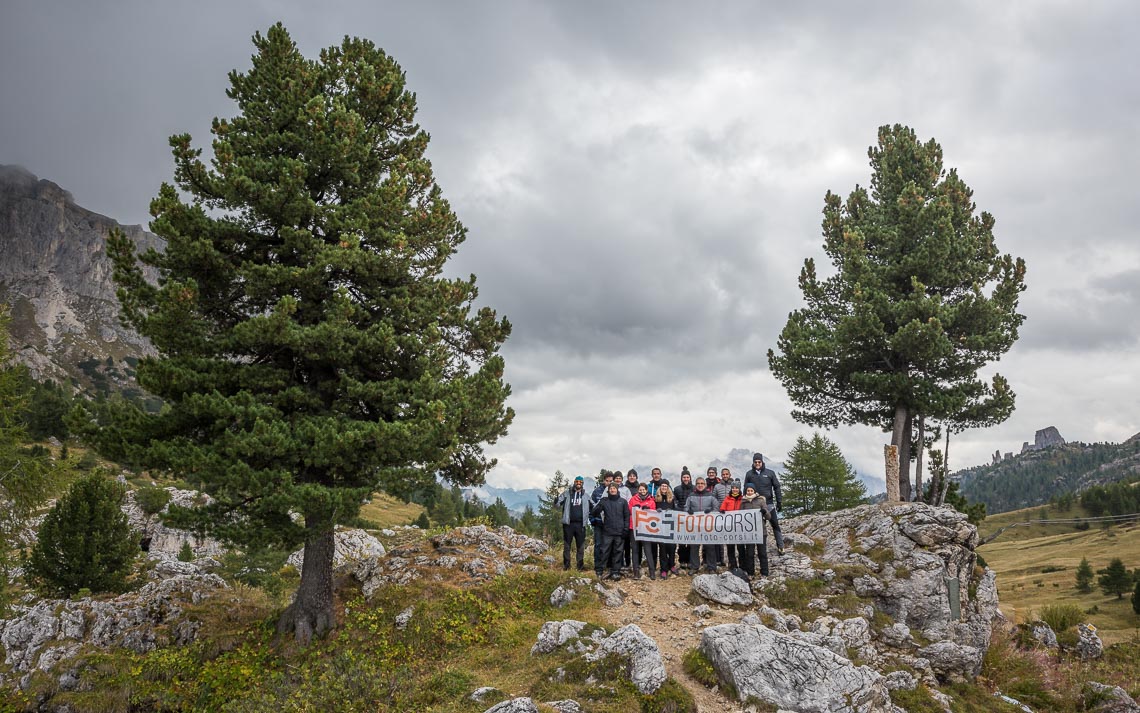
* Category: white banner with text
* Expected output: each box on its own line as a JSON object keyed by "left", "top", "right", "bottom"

{"left": 631, "top": 509, "right": 766, "bottom": 544}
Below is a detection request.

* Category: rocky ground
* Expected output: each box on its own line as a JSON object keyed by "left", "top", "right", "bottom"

{"left": 4, "top": 496, "right": 1136, "bottom": 712}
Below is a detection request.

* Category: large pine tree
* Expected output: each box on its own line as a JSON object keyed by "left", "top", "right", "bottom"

{"left": 89, "top": 25, "right": 513, "bottom": 642}
{"left": 768, "top": 125, "right": 1026, "bottom": 499}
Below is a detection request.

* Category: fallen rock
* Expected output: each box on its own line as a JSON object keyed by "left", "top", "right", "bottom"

{"left": 395, "top": 606, "right": 414, "bottom": 631}
{"left": 544, "top": 700, "right": 583, "bottom": 713}
{"left": 593, "top": 582, "right": 624, "bottom": 608}
{"left": 1028, "top": 621, "right": 1059, "bottom": 649}
{"left": 692, "top": 571, "right": 753, "bottom": 606}
{"left": 484, "top": 698, "right": 538, "bottom": 713}
{"left": 1076, "top": 623, "right": 1104, "bottom": 660}
{"left": 701, "top": 623, "right": 893, "bottom": 712}
{"left": 1083, "top": 682, "right": 1140, "bottom": 713}
{"left": 584, "top": 624, "right": 666, "bottom": 695}
{"left": 917, "top": 641, "right": 983, "bottom": 682}
{"left": 470, "top": 686, "right": 501, "bottom": 702}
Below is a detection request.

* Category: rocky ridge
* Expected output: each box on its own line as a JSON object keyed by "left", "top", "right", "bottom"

{"left": 0, "top": 164, "right": 160, "bottom": 388}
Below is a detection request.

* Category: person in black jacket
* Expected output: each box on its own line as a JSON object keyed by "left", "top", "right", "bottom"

{"left": 590, "top": 472, "right": 615, "bottom": 576}
{"left": 744, "top": 452, "right": 784, "bottom": 555}
{"left": 590, "top": 482, "right": 631, "bottom": 580}
{"left": 674, "top": 467, "right": 694, "bottom": 570}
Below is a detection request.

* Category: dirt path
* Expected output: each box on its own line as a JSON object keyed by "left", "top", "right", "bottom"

{"left": 596, "top": 571, "right": 754, "bottom": 713}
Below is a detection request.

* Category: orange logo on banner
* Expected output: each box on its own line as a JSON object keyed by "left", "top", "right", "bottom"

{"left": 633, "top": 509, "right": 662, "bottom": 534}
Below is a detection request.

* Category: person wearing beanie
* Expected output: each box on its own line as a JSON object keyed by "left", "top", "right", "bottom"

{"left": 590, "top": 472, "right": 616, "bottom": 577}
{"left": 590, "top": 482, "right": 631, "bottom": 581}
{"left": 674, "top": 468, "right": 694, "bottom": 570}
{"left": 740, "top": 484, "right": 771, "bottom": 577}
{"left": 705, "top": 466, "right": 719, "bottom": 488}
{"left": 622, "top": 469, "right": 639, "bottom": 569}
{"left": 744, "top": 452, "right": 784, "bottom": 555}
{"left": 555, "top": 475, "right": 590, "bottom": 570}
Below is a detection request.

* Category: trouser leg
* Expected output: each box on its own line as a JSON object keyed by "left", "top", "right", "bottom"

{"left": 623, "top": 530, "right": 632, "bottom": 567}
{"left": 758, "top": 540, "right": 770, "bottom": 576}
{"left": 570, "top": 523, "right": 585, "bottom": 568}
{"left": 678, "top": 544, "right": 690, "bottom": 569}
{"left": 768, "top": 505, "right": 784, "bottom": 549}
{"left": 740, "top": 543, "right": 755, "bottom": 577}
{"left": 593, "top": 526, "right": 604, "bottom": 574}
{"left": 561, "top": 525, "right": 572, "bottom": 568}
{"left": 602, "top": 533, "right": 622, "bottom": 576}
{"left": 660, "top": 543, "right": 675, "bottom": 572}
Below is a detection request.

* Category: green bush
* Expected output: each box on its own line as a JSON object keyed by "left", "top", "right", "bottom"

{"left": 26, "top": 472, "right": 138, "bottom": 596}
{"left": 134, "top": 485, "right": 171, "bottom": 517}
{"left": 1039, "top": 603, "right": 1084, "bottom": 632}
{"left": 178, "top": 540, "right": 194, "bottom": 562}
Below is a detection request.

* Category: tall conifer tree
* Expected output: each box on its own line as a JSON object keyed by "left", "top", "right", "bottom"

{"left": 769, "top": 125, "right": 1026, "bottom": 499}
{"left": 89, "top": 25, "right": 513, "bottom": 641}
{"left": 780, "top": 433, "right": 866, "bottom": 516}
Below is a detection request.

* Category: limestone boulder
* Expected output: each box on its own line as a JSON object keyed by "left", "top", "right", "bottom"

{"left": 701, "top": 623, "right": 895, "bottom": 712}
{"left": 692, "top": 571, "right": 753, "bottom": 606}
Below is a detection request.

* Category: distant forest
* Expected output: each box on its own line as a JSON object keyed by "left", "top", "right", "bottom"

{"left": 958, "top": 439, "right": 1140, "bottom": 513}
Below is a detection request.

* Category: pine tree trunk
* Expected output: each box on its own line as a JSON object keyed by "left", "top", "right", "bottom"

{"left": 913, "top": 415, "right": 925, "bottom": 502}
{"left": 278, "top": 524, "right": 336, "bottom": 644}
{"left": 937, "top": 428, "right": 952, "bottom": 506}
{"left": 891, "top": 405, "right": 912, "bottom": 501}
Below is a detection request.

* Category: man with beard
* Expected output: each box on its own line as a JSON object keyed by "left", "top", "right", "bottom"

{"left": 744, "top": 452, "right": 784, "bottom": 555}
{"left": 674, "top": 467, "right": 694, "bottom": 570}
{"left": 555, "top": 475, "right": 590, "bottom": 570}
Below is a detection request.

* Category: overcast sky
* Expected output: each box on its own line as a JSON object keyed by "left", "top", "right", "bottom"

{"left": 3, "top": 1, "right": 1139, "bottom": 491}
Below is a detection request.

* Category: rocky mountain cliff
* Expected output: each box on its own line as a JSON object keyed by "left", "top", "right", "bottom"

{"left": 0, "top": 164, "right": 160, "bottom": 391}
{"left": 957, "top": 429, "right": 1140, "bottom": 513}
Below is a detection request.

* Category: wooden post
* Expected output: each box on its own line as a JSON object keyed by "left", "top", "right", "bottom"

{"left": 884, "top": 444, "right": 900, "bottom": 502}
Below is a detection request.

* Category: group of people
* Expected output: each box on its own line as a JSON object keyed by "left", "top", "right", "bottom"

{"left": 554, "top": 452, "right": 785, "bottom": 582}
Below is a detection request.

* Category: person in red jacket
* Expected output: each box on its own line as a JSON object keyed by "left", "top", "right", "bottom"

{"left": 719, "top": 481, "right": 744, "bottom": 571}
{"left": 628, "top": 482, "right": 657, "bottom": 579}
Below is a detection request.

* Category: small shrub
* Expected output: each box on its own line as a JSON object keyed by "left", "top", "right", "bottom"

{"left": 1040, "top": 565, "right": 1065, "bottom": 574}
{"left": 681, "top": 648, "right": 718, "bottom": 689}
{"left": 26, "top": 472, "right": 138, "bottom": 597}
{"left": 134, "top": 485, "right": 171, "bottom": 517}
{"left": 894, "top": 565, "right": 912, "bottom": 579}
{"left": 1039, "top": 603, "right": 1084, "bottom": 632}
{"left": 889, "top": 684, "right": 943, "bottom": 712}
{"left": 177, "top": 541, "right": 194, "bottom": 562}
{"left": 640, "top": 678, "right": 696, "bottom": 713}
{"left": 1085, "top": 604, "right": 1099, "bottom": 615}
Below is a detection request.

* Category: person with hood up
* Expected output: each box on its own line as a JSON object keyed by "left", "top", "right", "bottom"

{"left": 744, "top": 452, "right": 784, "bottom": 555}
{"left": 590, "top": 482, "right": 631, "bottom": 581}
{"left": 685, "top": 476, "right": 719, "bottom": 573}
{"left": 674, "top": 467, "right": 694, "bottom": 570}
{"left": 627, "top": 482, "right": 657, "bottom": 579}
{"left": 654, "top": 481, "right": 679, "bottom": 578}
{"left": 555, "top": 475, "right": 591, "bottom": 570}
{"left": 740, "top": 484, "right": 770, "bottom": 577}
{"left": 590, "top": 472, "right": 616, "bottom": 576}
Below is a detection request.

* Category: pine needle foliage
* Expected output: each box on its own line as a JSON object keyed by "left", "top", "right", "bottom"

{"left": 80, "top": 24, "right": 513, "bottom": 640}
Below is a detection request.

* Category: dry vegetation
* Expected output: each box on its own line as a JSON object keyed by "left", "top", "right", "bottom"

{"left": 979, "top": 503, "right": 1140, "bottom": 645}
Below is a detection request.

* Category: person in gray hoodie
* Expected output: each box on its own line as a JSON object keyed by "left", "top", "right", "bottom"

{"left": 555, "top": 475, "right": 591, "bottom": 570}
{"left": 685, "top": 477, "right": 719, "bottom": 572}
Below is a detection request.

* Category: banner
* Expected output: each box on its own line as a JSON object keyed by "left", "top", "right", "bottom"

{"left": 632, "top": 509, "right": 766, "bottom": 545}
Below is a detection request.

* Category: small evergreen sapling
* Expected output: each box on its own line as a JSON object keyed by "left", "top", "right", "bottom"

{"left": 26, "top": 472, "right": 138, "bottom": 597}
{"left": 177, "top": 540, "right": 194, "bottom": 562}
{"left": 1075, "top": 556, "right": 1094, "bottom": 593}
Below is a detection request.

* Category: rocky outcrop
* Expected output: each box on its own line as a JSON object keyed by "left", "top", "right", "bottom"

{"left": 1021, "top": 426, "right": 1066, "bottom": 454}
{"left": 350, "top": 525, "right": 549, "bottom": 596}
{"left": 0, "top": 164, "right": 160, "bottom": 387}
{"left": 1076, "top": 623, "right": 1105, "bottom": 660}
{"left": 531, "top": 620, "right": 666, "bottom": 695}
{"left": 123, "top": 487, "right": 225, "bottom": 559}
{"left": 701, "top": 623, "right": 896, "bottom": 712}
{"left": 287, "top": 527, "right": 386, "bottom": 571}
{"left": 691, "top": 571, "right": 753, "bottom": 606}
{"left": 775, "top": 501, "right": 998, "bottom": 677}
{"left": 0, "top": 564, "right": 226, "bottom": 690}
{"left": 1084, "top": 682, "right": 1140, "bottom": 713}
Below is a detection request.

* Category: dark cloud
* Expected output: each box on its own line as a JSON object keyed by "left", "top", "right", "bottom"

{"left": 3, "top": 1, "right": 1139, "bottom": 487}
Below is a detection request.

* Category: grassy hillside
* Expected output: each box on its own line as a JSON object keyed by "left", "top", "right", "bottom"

{"left": 357, "top": 491, "right": 426, "bottom": 530}
{"left": 979, "top": 503, "right": 1140, "bottom": 645}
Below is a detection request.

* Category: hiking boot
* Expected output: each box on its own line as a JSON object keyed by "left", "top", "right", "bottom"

{"left": 649, "top": 571, "right": 657, "bottom": 580}
{"left": 660, "top": 571, "right": 669, "bottom": 580}
{"left": 777, "top": 547, "right": 785, "bottom": 556}
{"left": 632, "top": 568, "right": 641, "bottom": 579}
